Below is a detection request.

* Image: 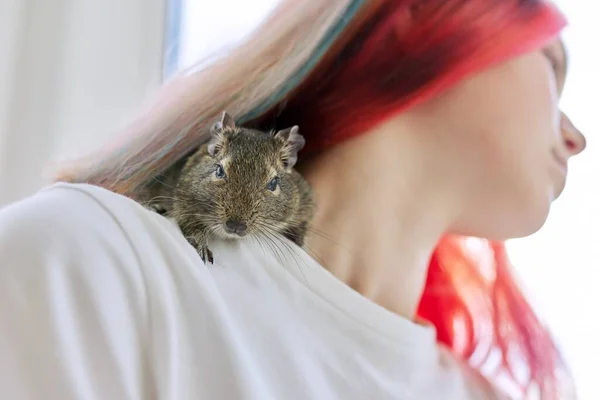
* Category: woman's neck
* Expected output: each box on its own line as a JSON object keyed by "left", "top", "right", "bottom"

{"left": 300, "top": 119, "right": 461, "bottom": 320}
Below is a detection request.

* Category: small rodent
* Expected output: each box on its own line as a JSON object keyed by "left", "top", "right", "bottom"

{"left": 145, "top": 112, "right": 315, "bottom": 264}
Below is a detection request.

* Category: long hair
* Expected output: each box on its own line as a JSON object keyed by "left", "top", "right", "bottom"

{"left": 55, "top": 0, "right": 573, "bottom": 398}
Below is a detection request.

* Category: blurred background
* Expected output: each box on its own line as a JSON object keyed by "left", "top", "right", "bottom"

{"left": 1, "top": 0, "right": 598, "bottom": 398}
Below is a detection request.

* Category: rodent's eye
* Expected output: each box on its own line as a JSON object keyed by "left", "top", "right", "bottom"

{"left": 215, "top": 164, "right": 226, "bottom": 179}
{"left": 267, "top": 177, "right": 279, "bottom": 192}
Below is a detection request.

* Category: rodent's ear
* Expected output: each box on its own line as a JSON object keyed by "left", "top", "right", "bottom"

{"left": 274, "top": 126, "right": 304, "bottom": 147}
{"left": 209, "top": 111, "right": 236, "bottom": 137}
{"left": 274, "top": 125, "right": 305, "bottom": 171}
{"left": 212, "top": 111, "right": 236, "bottom": 133}
{"left": 220, "top": 111, "right": 236, "bottom": 130}
{"left": 208, "top": 111, "right": 236, "bottom": 157}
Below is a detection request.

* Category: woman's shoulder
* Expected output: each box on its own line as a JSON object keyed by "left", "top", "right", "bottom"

{"left": 0, "top": 182, "right": 211, "bottom": 328}
{"left": 0, "top": 182, "right": 151, "bottom": 236}
{"left": 0, "top": 183, "right": 161, "bottom": 398}
{"left": 0, "top": 182, "right": 208, "bottom": 282}
{"left": 0, "top": 182, "right": 159, "bottom": 318}
{"left": 0, "top": 182, "right": 184, "bottom": 250}
{"left": 0, "top": 182, "right": 142, "bottom": 261}
{"left": 0, "top": 182, "right": 247, "bottom": 398}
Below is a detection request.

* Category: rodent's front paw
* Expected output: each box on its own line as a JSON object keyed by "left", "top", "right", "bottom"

{"left": 185, "top": 236, "right": 199, "bottom": 248}
{"left": 185, "top": 237, "right": 213, "bottom": 264}
{"left": 199, "top": 245, "right": 214, "bottom": 265}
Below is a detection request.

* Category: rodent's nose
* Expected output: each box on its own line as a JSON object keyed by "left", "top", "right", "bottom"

{"left": 225, "top": 219, "right": 247, "bottom": 236}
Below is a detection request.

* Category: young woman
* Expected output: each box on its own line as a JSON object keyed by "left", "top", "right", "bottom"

{"left": 0, "top": 0, "right": 586, "bottom": 399}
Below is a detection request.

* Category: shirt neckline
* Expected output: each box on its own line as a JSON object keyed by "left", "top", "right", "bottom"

{"left": 236, "top": 238, "right": 438, "bottom": 354}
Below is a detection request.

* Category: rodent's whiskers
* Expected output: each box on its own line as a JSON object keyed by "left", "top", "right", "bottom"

{"left": 257, "top": 218, "right": 341, "bottom": 276}
{"left": 254, "top": 225, "right": 288, "bottom": 262}
{"left": 254, "top": 221, "right": 309, "bottom": 285}
{"left": 172, "top": 212, "right": 219, "bottom": 222}
{"left": 151, "top": 176, "right": 177, "bottom": 191}
{"left": 173, "top": 210, "right": 222, "bottom": 239}
{"left": 150, "top": 177, "right": 201, "bottom": 201}
{"left": 138, "top": 195, "right": 177, "bottom": 210}
{"left": 255, "top": 232, "right": 285, "bottom": 264}
{"left": 146, "top": 195, "right": 176, "bottom": 202}
{"left": 262, "top": 218, "right": 349, "bottom": 253}
{"left": 249, "top": 234, "right": 269, "bottom": 257}
{"left": 259, "top": 231, "right": 308, "bottom": 285}
{"left": 208, "top": 223, "right": 225, "bottom": 240}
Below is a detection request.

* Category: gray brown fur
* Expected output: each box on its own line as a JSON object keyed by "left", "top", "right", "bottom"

{"left": 140, "top": 112, "right": 315, "bottom": 264}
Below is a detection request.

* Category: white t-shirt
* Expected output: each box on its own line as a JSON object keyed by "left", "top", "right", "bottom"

{"left": 0, "top": 183, "right": 507, "bottom": 400}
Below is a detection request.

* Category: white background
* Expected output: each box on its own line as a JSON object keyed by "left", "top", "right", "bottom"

{"left": 178, "top": 1, "right": 599, "bottom": 398}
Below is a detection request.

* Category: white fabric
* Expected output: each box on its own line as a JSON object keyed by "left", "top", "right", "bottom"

{"left": 0, "top": 183, "right": 507, "bottom": 400}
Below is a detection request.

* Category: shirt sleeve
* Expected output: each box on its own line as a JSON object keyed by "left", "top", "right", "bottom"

{"left": 0, "top": 186, "right": 151, "bottom": 400}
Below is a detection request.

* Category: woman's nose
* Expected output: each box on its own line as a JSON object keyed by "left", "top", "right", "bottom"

{"left": 561, "top": 113, "right": 587, "bottom": 156}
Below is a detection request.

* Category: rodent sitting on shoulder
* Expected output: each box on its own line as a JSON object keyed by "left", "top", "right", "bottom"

{"left": 151, "top": 111, "right": 315, "bottom": 264}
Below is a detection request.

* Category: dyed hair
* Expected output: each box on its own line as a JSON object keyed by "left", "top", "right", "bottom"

{"left": 55, "top": 0, "right": 573, "bottom": 398}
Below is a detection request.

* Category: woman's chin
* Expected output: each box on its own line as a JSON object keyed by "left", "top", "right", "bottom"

{"left": 453, "top": 202, "right": 552, "bottom": 241}
{"left": 502, "top": 204, "right": 552, "bottom": 240}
